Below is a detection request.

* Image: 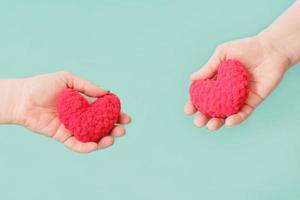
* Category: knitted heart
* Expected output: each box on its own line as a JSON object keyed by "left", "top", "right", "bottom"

{"left": 56, "top": 89, "right": 121, "bottom": 142}
{"left": 190, "top": 59, "right": 249, "bottom": 118}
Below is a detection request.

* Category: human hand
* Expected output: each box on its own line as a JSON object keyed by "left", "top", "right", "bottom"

{"left": 184, "top": 36, "right": 291, "bottom": 131}
{"left": 13, "top": 72, "right": 131, "bottom": 153}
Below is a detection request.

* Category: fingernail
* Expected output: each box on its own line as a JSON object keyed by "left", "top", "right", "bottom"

{"left": 102, "top": 89, "right": 110, "bottom": 93}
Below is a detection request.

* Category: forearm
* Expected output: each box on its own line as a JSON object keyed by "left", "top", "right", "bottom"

{"left": 258, "top": 0, "right": 300, "bottom": 66}
{"left": 0, "top": 79, "right": 23, "bottom": 124}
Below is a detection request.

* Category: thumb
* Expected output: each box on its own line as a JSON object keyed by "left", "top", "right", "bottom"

{"left": 190, "top": 46, "right": 226, "bottom": 81}
{"left": 62, "top": 72, "right": 108, "bottom": 97}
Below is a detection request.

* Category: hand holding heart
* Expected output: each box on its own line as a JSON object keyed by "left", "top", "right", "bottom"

{"left": 185, "top": 36, "right": 291, "bottom": 131}
{"left": 15, "top": 72, "right": 131, "bottom": 153}
{"left": 0, "top": 36, "right": 292, "bottom": 153}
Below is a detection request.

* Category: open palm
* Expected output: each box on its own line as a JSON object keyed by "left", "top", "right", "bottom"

{"left": 18, "top": 72, "right": 131, "bottom": 153}
{"left": 185, "top": 36, "right": 290, "bottom": 130}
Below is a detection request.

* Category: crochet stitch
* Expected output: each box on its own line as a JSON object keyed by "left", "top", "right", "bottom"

{"left": 56, "top": 89, "right": 121, "bottom": 142}
{"left": 190, "top": 59, "right": 249, "bottom": 118}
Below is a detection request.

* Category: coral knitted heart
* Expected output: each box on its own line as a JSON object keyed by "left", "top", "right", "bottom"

{"left": 190, "top": 59, "right": 249, "bottom": 118}
{"left": 56, "top": 88, "right": 121, "bottom": 142}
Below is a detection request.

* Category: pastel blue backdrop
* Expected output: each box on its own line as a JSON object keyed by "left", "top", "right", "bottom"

{"left": 0, "top": 1, "right": 299, "bottom": 200}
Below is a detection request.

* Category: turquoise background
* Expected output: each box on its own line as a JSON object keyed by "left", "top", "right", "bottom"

{"left": 0, "top": 0, "right": 299, "bottom": 199}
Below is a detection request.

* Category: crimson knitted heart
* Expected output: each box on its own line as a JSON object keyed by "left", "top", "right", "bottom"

{"left": 56, "top": 88, "right": 121, "bottom": 142}
{"left": 190, "top": 59, "right": 249, "bottom": 118}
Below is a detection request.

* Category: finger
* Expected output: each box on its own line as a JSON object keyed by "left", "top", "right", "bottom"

{"left": 63, "top": 72, "right": 108, "bottom": 97}
{"left": 98, "top": 136, "right": 114, "bottom": 149}
{"left": 63, "top": 137, "right": 98, "bottom": 153}
{"left": 40, "top": 117, "right": 66, "bottom": 138}
{"left": 245, "top": 91, "right": 264, "bottom": 108}
{"left": 193, "top": 113, "right": 210, "bottom": 128}
{"left": 117, "top": 113, "right": 131, "bottom": 124}
{"left": 225, "top": 104, "right": 254, "bottom": 127}
{"left": 184, "top": 100, "right": 197, "bottom": 115}
{"left": 190, "top": 47, "right": 226, "bottom": 81}
{"left": 52, "top": 124, "right": 72, "bottom": 143}
{"left": 111, "top": 126, "right": 126, "bottom": 137}
{"left": 225, "top": 91, "right": 262, "bottom": 127}
{"left": 207, "top": 118, "right": 225, "bottom": 131}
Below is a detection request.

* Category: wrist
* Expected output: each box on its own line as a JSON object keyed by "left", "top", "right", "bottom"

{"left": 257, "top": 29, "right": 299, "bottom": 68}
{"left": 0, "top": 78, "right": 26, "bottom": 125}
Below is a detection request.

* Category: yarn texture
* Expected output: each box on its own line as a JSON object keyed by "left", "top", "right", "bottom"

{"left": 56, "top": 89, "right": 121, "bottom": 142}
{"left": 190, "top": 59, "right": 249, "bottom": 118}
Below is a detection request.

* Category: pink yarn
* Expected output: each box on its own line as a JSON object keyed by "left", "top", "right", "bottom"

{"left": 56, "top": 89, "right": 121, "bottom": 142}
{"left": 190, "top": 59, "right": 249, "bottom": 118}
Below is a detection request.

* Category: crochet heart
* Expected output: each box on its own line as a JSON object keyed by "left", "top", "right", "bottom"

{"left": 56, "top": 89, "right": 121, "bottom": 142}
{"left": 190, "top": 59, "right": 249, "bottom": 118}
